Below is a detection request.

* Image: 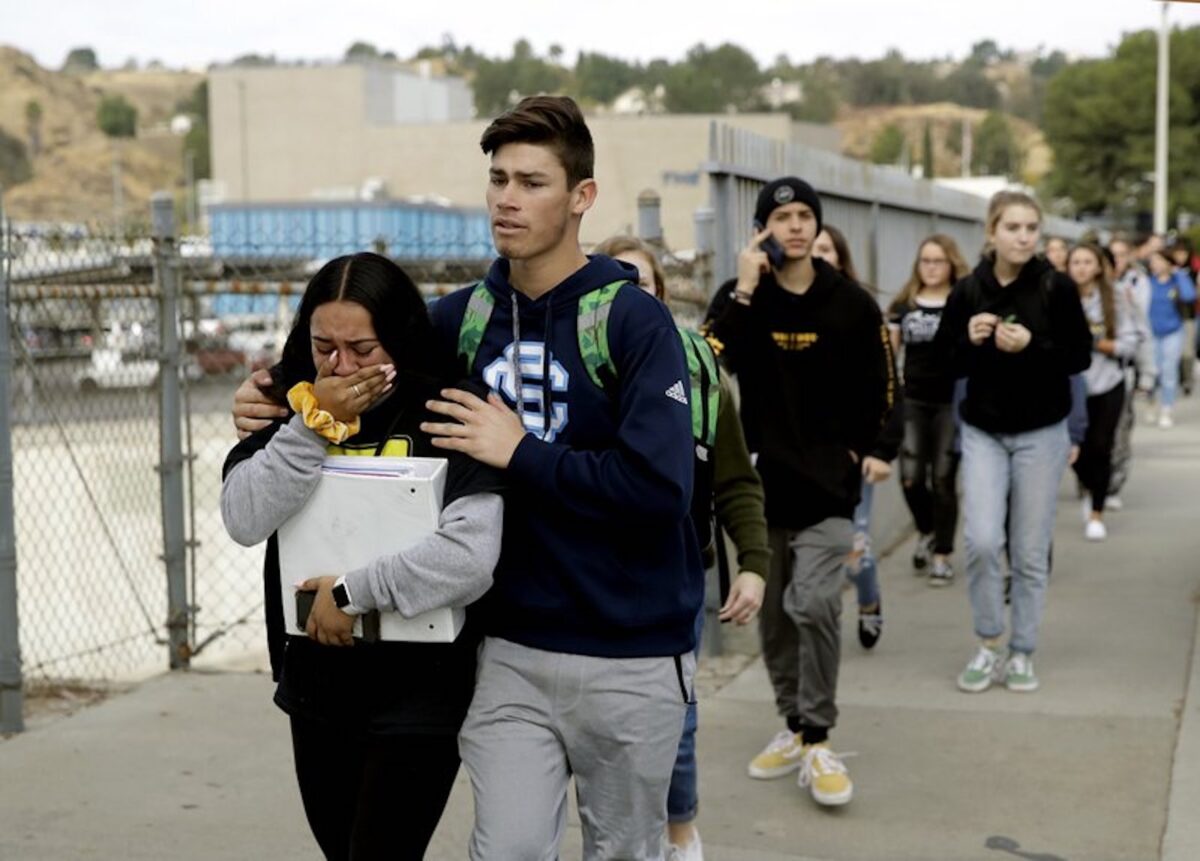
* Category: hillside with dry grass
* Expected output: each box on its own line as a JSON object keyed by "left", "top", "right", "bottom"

{"left": 835, "top": 102, "right": 1051, "bottom": 186}
{"left": 0, "top": 46, "right": 201, "bottom": 223}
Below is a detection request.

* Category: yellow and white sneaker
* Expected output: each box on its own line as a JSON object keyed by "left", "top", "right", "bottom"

{"left": 798, "top": 742, "right": 854, "bottom": 806}
{"left": 747, "top": 730, "right": 805, "bottom": 779}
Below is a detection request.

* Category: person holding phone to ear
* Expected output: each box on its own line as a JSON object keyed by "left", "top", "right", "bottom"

{"left": 703, "top": 177, "right": 894, "bottom": 808}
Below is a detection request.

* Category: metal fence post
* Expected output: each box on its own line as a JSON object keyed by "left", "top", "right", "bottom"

{"left": 0, "top": 187, "right": 24, "bottom": 732}
{"left": 637, "top": 189, "right": 663, "bottom": 245}
{"left": 151, "top": 192, "right": 190, "bottom": 670}
{"left": 692, "top": 206, "right": 716, "bottom": 299}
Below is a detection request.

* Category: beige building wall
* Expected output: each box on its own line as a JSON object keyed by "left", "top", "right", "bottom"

{"left": 212, "top": 68, "right": 835, "bottom": 250}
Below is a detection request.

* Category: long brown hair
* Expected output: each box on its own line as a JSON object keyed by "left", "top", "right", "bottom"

{"left": 593, "top": 235, "right": 666, "bottom": 300}
{"left": 890, "top": 234, "right": 970, "bottom": 313}
{"left": 1068, "top": 242, "right": 1116, "bottom": 339}
{"left": 818, "top": 224, "right": 871, "bottom": 291}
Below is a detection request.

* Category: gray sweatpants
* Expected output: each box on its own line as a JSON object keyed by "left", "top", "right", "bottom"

{"left": 759, "top": 518, "right": 853, "bottom": 729}
{"left": 459, "top": 637, "right": 694, "bottom": 861}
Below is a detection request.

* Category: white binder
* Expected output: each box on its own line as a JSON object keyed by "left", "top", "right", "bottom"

{"left": 277, "top": 456, "right": 465, "bottom": 642}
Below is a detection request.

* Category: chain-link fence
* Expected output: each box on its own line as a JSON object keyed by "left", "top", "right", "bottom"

{"left": 0, "top": 191, "right": 496, "bottom": 731}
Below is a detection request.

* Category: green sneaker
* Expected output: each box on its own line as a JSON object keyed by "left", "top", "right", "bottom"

{"left": 1004, "top": 652, "right": 1039, "bottom": 692}
{"left": 957, "top": 644, "right": 1005, "bottom": 693}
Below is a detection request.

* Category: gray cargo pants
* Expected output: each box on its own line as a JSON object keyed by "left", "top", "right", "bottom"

{"left": 459, "top": 636, "right": 694, "bottom": 861}
{"left": 759, "top": 519, "right": 853, "bottom": 729}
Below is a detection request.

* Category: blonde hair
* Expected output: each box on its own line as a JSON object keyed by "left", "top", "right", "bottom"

{"left": 890, "top": 234, "right": 970, "bottom": 312}
{"left": 593, "top": 235, "right": 667, "bottom": 300}
{"left": 982, "top": 190, "right": 1042, "bottom": 258}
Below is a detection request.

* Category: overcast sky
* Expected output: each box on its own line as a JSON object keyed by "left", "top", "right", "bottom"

{"left": 8, "top": 0, "right": 1200, "bottom": 71}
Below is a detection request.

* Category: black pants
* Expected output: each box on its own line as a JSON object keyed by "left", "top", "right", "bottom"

{"left": 290, "top": 715, "right": 461, "bottom": 861}
{"left": 900, "top": 398, "right": 960, "bottom": 554}
{"left": 1073, "top": 382, "right": 1126, "bottom": 513}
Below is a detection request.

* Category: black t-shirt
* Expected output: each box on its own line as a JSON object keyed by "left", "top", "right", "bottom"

{"left": 889, "top": 297, "right": 954, "bottom": 404}
{"left": 222, "top": 379, "right": 503, "bottom": 735}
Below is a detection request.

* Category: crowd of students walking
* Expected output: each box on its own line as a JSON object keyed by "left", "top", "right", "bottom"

{"left": 221, "top": 94, "right": 1196, "bottom": 861}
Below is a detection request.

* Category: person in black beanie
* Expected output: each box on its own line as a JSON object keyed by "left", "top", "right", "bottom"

{"left": 703, "top": 177, "right": 894, "bottom": 808}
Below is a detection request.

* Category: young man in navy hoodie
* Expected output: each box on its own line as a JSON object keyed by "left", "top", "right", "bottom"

{"left": 421, "top": 96, "right": 703, "bottom": 861}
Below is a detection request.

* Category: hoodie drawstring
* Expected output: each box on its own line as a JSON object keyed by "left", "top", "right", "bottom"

{"left": 542, "top": 295, "right": 554, "bottom": 441}
{"left": 510, "top": 292, "right": 525, "bottom": 431}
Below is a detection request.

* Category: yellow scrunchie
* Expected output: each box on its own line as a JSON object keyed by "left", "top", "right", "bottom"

{"left": 287, "top": 382, "right": 361, "bottom": 444}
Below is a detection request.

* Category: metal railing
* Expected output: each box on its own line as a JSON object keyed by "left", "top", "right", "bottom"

{"left": 703, "top": 122, "right": 1087, "bottom": 303}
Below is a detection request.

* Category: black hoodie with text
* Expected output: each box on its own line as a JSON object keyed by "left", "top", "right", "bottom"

{"left": 935, "top": 255, "right": 1092, "bottom": 435}
{"left": 705, "top": 258, "right": 895, "bottom": 531}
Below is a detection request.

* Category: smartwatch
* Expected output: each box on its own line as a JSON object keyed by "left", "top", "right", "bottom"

{"left": 331, "top": 576, "right": 363, "bottom": 615}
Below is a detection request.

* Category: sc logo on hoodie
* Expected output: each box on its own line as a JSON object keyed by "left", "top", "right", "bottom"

{"left": 483, "top": 341, "right": 569, "bottom": 442}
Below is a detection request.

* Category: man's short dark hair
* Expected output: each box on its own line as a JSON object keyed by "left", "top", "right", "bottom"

{"left": 480, "top": 95, "right": 594, "bottom": 189}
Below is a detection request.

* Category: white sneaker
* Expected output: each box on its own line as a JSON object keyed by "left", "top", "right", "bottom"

{"left": 1106, "top": 495, "right": 1124, "bottom": 511}
{"left": 1085, "top": 518, "right": 1107, "bottom": 541}
{"left": 957, "top": 644, "right": 1006, "bottom": 692}
{"left": 666, "top": 831, "right": 704, "bottom": 861}
{"left": 1004, "top": 652, "right": 1039, "bottom": 692}
{"left": 1159, "top": 409, "right": 1174, "bottom": 429}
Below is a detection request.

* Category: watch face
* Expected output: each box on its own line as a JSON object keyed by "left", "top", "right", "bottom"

{"left": 332, "top": 583, "right": 350, "bottom": 609}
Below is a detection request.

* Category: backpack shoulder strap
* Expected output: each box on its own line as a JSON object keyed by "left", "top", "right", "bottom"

{"left": 456, "top": 281, "right": 494, "bottom": 373}
{"left": 679, "top": 327, "right": 720, "bottom": 448}
{"left": 576, "top": 280, "right": 627, "bottom": 391}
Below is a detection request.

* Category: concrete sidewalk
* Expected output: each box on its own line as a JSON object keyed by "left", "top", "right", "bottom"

{"left": 3, "top": 397, "right": 1199, "bottom": 861}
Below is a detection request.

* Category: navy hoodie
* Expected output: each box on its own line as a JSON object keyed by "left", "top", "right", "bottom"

{"left": 431, "top": 255, "right": 703, "bottom": 658}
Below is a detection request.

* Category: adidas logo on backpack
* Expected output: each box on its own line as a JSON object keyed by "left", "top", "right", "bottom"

{"left": 665, "top": 380, "right": 688, "bottom": 405}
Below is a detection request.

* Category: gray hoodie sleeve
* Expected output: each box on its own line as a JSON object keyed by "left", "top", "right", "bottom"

{"left": 221, "top": 415, "right": 328, "bottom": 546}
{"left": 1112, "top": 290, "right": 1140, "bottom": 361}
{"left": 342, "top": 492, "right": 503, "bottom": 618}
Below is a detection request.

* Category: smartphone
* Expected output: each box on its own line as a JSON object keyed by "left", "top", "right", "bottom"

{"left": 752, "top": 220, "right": 786, "bottom": 270}
{"left": 295, "top": 589, "right": 315, "bottom": 632}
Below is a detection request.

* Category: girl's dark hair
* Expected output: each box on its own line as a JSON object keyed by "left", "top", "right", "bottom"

{"left": 820, "top": 225, "right": 862, "bottom": 286}
{"left": 480, "top": 95, "right": 594, "bottom": 189}
{"left": 261, "top": 252, "right": 442, "bottom": 405}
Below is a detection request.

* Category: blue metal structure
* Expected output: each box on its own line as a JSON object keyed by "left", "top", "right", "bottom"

{"left": 208, "top": 200, "right": 495, "bottom": 261}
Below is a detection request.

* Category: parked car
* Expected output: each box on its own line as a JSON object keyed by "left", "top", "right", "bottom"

{"left": 75, "top": 349, "right": 159, "bottom": 392}
{"left": 187, "top": 338, "right": 247, "bottom": 376}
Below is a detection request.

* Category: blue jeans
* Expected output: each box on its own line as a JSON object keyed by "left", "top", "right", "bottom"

{"left": 667, "top": 607, "right": 705, "bottom": 823}
{"left": 1155, "top": 329, "right": 1184, "bottom": 407}
{"left": 846, "top": 479, "right": 881, "bottom": 608}
{"left": 961, "top": 420, "right": 1069, "bottom": 655}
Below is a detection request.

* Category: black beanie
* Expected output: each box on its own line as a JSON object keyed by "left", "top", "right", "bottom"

{"left": 755, "top": 177, "right": 822, "bottom": 234}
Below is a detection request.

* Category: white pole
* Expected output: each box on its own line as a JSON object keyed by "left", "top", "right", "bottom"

{"left": 1154, "top": 1, "right": 1170, "bottom": 234}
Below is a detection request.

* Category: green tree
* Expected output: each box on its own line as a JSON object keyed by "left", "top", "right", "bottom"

{"left": 97, "top": 95, "right": 137, "bottom": 138}
{"left": 0, "top": 128, "right": 32, "bottom": 186}
{"left": 471, "top": 40, "right": 570, "bottom": 116}
{"left": 574, "top": 52, "right": 642, "bottom": 104}
{"left": 662, "top": 43, "right": 763, "bottom": 113}
{"left": 345, "top": 41, "right": 380, "bottom": 62}
{"left": 922, "top": 121, "right": 935, "bottom": 178}
{"left": 178, "top": 82, "right": 211, "bottom": 180}
{"left": 63, "top": 47, "right": 98, "bottom": 73}
{"left": 25, "top": 100, "right": 43, "bottom": 158}
{"left": 972, "top": 111, "right": 1019, "bottom": 176}
{"left": 870, "top": 124, "right": 906, "bottom": 164}
{"left": 1043, "top": 27, "right": 1200, "bottom": 218}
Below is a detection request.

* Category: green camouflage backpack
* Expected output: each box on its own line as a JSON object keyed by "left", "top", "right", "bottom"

{"left": 455, "top": 280, "right": 719, "bottom": 449}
